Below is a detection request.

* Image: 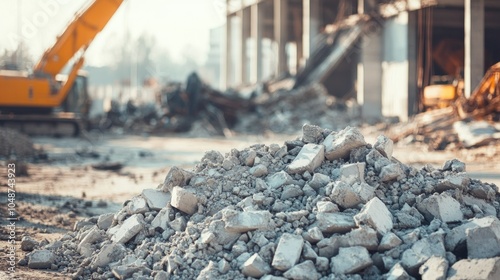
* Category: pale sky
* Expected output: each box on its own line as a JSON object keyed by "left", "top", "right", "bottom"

{"left": 0, "top": 0, "right": 226, "bottom": 66}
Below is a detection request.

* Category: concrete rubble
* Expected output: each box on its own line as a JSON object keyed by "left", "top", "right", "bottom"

{"left": 25, "top": 125, "right": 500, "bottom": 280}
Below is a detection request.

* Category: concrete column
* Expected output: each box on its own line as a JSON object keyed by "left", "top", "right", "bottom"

{"left": 303, "top": 0, "right": 320, "bottom": 63}
{"left": 224, "top": 13, "right": 232, "bottom": 89}
{"left": 251, "top": 3, "right": 263, "bottom": 83}
{"left": 464, "top": 0, "right": 484, "bottom": 97}
{"left": 357, "top": 31, "right": 383, "bottom": 120}
{"left": 274, "top": 0, "right": 288, "bottom": 75}
{"left": 239, "top": 8, "right": 251, "bottom": 85}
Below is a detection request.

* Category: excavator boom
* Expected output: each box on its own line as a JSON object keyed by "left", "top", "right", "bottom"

{"left": 34, "top": 0, "right": 123, "bottom": 77}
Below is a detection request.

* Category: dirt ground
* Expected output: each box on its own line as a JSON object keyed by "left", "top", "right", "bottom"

{"left": 0, "top": 129, "right": 499, "bottom": 279}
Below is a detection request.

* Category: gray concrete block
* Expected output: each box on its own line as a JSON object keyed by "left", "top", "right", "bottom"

{"left": 28, "top": 250, "right": 56, "bottom": 269}
{"left": 288, "top": 144, "right": 325, "bottom": 174}
{"left": 266, "top": 171, "right": 293, "bottom": 189}
{"left": 374, "top": 135, "right": 394, "bottom": 159}
{"left": 380, "top": 163, "right": 405, "bottom": 182}
{"left": 309, "top": 173, "right": 330, "bottom": 190}
{"left": 161, "top": 166, "right": 193, "bottom": 192}
{"left": 379, "top": 232, "right": 403, "bottom": 252}
{"left": 127, "top": 196, "right": 149, "bottom": 214}
{"left": 323, "top": 126, "right": 367, "bottom": 160}
{"left": 272, "top": 233, "right": 304, "bottom": 271}
{"left": 151, "top": 208, "right": 171, "bottom": 231}
{"left": 241, "top": 253, "right": 271, "bottom": 278}
{"left": 317, "top": 201, "right": 339, "bottom": 213}
{"left": 330, "top": 181, "right": 362, "bottom": 208}
{"left": 97, "top": 213, "right": 114, "bottom": 230}
{"left": 417, "top": 193, "right": 463, "bottom": 223}
{"left": 466, "top": 216, "right": 500, "bottom": 259}
{"left": 447, "top": 258, "right": 500, "bottom": 280}
{"left": 250, "top": 164, "right": 268, "bottom": 177}
{"left": 283, "top": 260, "right": 320, "bottom": 280}
{"left": 91, "top": 242, "right": 126, "bottom": 268}
{"left": 354, "top": 197, "right": 393, "bottom": 235}
{"left": 142, "top": 189, "right": 171, "bottom": 210}
{"left": 111, "top": 214, "right": 144, "bottom": 244}
{"left": 302, "top": 124, "right": 324, "bottom": 143}
{"left": 316, "top": 212, "right": 356, "bottom": 234}
{"left": 339, "top": 162, "right": 366, "bottom": 184}
{"left": 385, "top": 262, "right": 411, "bottom": 280}
{"left": 339, "top": 226, "right": 379, "bottom": 251}
{"left": 170, "top": 186, "right": 198, "bottom": 215}
{"left": 419, "top": 256, "right": 448, "bottom": 280}
{"left": 435, "top": 173, "right": 470, "bottom": 192}
{"left": 331, "top": 246, "right": 373, "bottom": 275}
{"left": 401, "top": 233, "right": 446, "bottom": 273}
{"left": 223, "top": 210, "right": 272, "bottom": 233}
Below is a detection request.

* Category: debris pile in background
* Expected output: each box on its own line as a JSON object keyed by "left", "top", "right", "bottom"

{"left": 0, "top": 128, "right": 37, "bottom": 159}
{"left": 23, "top": 125, "right": 500, "bottom": 280}
{"left": 388, "top": 62, "right": 500, "bottom": 151}
{"left": 233, "top": 83, "right": 361, "bottom": 135}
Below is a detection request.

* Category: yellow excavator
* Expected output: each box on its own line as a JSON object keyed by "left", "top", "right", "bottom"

{"left": 0, "top": 0, "right": 124, "bottom": 136}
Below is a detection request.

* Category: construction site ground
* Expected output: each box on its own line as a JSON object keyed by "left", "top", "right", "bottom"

{"left": 0, "top": 129, "right": 499, "bottom": 279}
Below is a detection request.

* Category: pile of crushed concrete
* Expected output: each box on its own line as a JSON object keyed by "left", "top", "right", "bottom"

{"left": 22, "top": 125, "right": 500, "bottom": 279}
{"left": 0, "top": 128, "right": 36, "bottom": 160}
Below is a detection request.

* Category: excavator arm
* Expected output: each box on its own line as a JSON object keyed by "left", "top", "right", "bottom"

{"left": 34, "top": 0, "right": 124, "bottom": 77}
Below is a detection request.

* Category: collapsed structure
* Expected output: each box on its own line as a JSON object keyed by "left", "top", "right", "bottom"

{"left": 21, "top": 125, "right": 500, "bottom": 279}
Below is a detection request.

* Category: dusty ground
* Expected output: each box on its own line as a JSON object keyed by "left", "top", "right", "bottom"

{"left": 0, "top": 129, "right": 499, "bottom": 279}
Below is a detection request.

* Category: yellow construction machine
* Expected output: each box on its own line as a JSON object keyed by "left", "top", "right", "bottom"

{"left": 0, "top": 0, "right": 124, "bottom": 136}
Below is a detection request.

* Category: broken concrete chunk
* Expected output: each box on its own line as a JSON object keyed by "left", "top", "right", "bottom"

{"left": 380, "top": 163, "right": 405, "bottom": 182}
{"left": 91, "top": 242, "right": 126, "bottom": 268}
{"left": 330, "top": 246, "right": 373, "bottom": 275}
{"left": 419, "top": 256, "right": 448, "bottom": 280}
{"left": 307, "top": 227, "right": 324, "bottom": 243}
{"left": 288, "top": 143, "right": 325, "bottom": 174}
{"left": 379, "top": 232, "right": 403, "bottom": 252}
{"left": 281, "top": 185, "right": 304, "bottom": 200}
{"left": 97, "top": 213, "right": 114, "bottom": 230}
{"left": 266, "top": 171, "right": 293, "bottom": 189}
{"left": 330, "top": 181, "right": 362, "bottom": 209}
{"left": 465, "top": 216, "right": 500, "bottom": 259}
{"left": 283, "top": 260, "right": 320, "bottom": 280}
{"left": 241, "top": 149, "right": 257, "bottom": 167}
{"left": 151, "top": 208, "right": 171, "bottom": 231}
{"left": 401, "top": 234, "right": 446, "bottom": 273}
{"left": 28, "top": 250, "right": 56, "bottom": 269}
{"left": 339, "top": 162, "right": 366, "bottom": 184}
{"left": 442, "top": 159, "right": 466, "bottom": 172}
{"left": 111, "top": 214, "right": 144, "bottom": 244}
{"left": 385, "top": 262, "right": 410, "bottom": 280}
{"left": 250, "top": 164, "right": 268, "bottom": 177}
{"left": 223, "top": 210, "right": 272, "bottom": 233}
{"left": 324, "top": 126, "right": 367, "bottom": 160}
{"left": 316, "top": 212, "right": 356, "bottom": 234}
{"left": 161, "top": 166, "right": 193, "bottom": 192}
{"left": 354, "top": 197, "right": 393, "bottom": 235}
{"left": 374, "top": 135, "right": 394, "bottom": 159}
{"left": 338, "top": 226, "right": 379, "bottom": 251}
{"left": 241, "top": 253, "right": 271, "bottom": 278}
{"left": 435, "top": 173, "right": 470, "bottom": 192}
{"left": 308, "top": 173, "right": 330, "bottom": 190}
{"left": 170, "top": 186, "right": 198, "bottom": 215}
{"left": 317, "top": 201, "right": 339, "bottom": 213}
{"left": 127, "top": 196, "right": 149, "bottom": 214}
{"left": 141, "top": 189, "right": 171, "bottom": 210}
{"left": 272, "top": 233, "right": 304, "bottom": 271}
{"left": 417, "top": 193, "right": 463, "bottom": 223}
{"left": 302, "top": 124, "right": 324, "bottom": 144}
{"left": 447, "top": 258, "right": 500, "bottom": 280}
{"left": 21, "top": 236, "right": 38, "bottom": 252}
